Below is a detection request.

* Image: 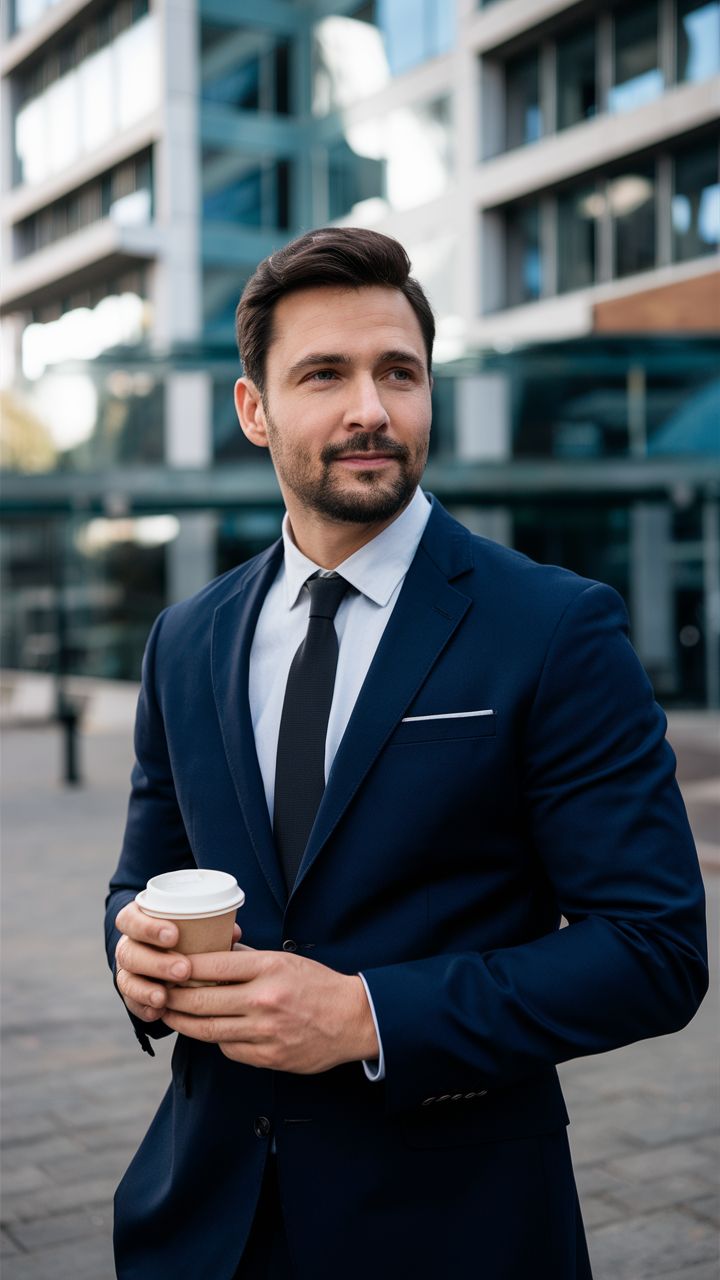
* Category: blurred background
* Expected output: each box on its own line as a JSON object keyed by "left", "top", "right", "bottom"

{"left": 0, "top": 6, "right": 719, "bottom": 1278}
{"left": 0, "top": 0, "right": 719, "bottom": 708}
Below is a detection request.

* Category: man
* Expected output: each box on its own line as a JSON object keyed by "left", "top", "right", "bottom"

{"left": 106, "top": 227, "right": 707, "bottom": 1280}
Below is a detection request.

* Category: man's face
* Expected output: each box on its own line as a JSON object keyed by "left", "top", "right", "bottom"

{"left": 238, "top": 285, "right": 432, "bottom": 525}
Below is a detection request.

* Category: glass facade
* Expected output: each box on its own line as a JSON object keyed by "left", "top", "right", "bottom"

{"left": 505, "top": 201, "right": 542, "bottom": 306}
{"left": 677, "top": 0, "right": 720, "bottom": 83}
{"left": 313, "top": 1, "right": 454, "bottom": 110}
{"left": 672, "top": 142, "right": 720, "bottom": 261}
{"left": 328, "top": 97, "right": 452, "bottom": 221}
{"left": 15, "top": 150, "right": 153, "bottom": 258}
{"left": 556, "top": 24, "right": 597, "bottom": 131}
{"left": 612, "top": 162, "right": 657, "bottom": 277}
{"left": 609, "top": 3, "right": 663, "bottom": 115}
{"left": 557, "top": 184, "right": 597, "bottom": 293}
{"left": 505, "top": 51, "right": 542, "bottom": 150}
{"left": 14, "top": 6, "right": 156, "bottom": 188}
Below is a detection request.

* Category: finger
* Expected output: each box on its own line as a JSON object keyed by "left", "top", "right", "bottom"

{"left": 164, "top": 984, "right": 250, "bottom": 1016}
{"left": 232, "top": 925, "right": 242, "bottom": 943}
{"left": 124, "top": 996, "right": 166, "bottom": 1023}
{"left": 187, "top": 949, "right": 266, "bottom": 984}
{"left": 117, "top": 966, "right": 169, "bottom": 1012}
{"left": 116, "top": 901, "right": 179, "bottom": 949}
{"left": 116, "top": 936, "right": 191, "bottom": 984}
{"left": 161, "top": 1010, "right": 256, "bottom": 1044}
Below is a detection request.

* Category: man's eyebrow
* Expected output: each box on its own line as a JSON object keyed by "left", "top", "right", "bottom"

{"left": 286, "top": 353, "right": 351, "bottom": 379}
{"left": 377, "top": 349, "right": 426, "bottom": 371}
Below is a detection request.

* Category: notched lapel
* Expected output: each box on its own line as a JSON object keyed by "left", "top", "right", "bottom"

{"left": 294, "top": 537, "right": 472, "bottom": 894}
{"left": 211, "top": 543, "right": 287, "bottom": 910}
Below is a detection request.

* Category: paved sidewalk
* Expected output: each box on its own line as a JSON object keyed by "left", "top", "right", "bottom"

{"left": 1, "top": 714, "right": 718, "bottom": 1280}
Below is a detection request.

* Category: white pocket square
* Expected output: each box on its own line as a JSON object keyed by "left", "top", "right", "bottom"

{"left": 401, "top": 709, "right": 494, "bottom": 723}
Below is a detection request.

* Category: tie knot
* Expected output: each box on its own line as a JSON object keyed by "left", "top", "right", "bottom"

{"left": 306, "top": 573, "right": 349, "bottom": 621}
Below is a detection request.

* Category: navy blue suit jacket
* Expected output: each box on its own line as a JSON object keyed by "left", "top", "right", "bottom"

{"left": 105, "top": 497, "right": 707, "bottom": 1280}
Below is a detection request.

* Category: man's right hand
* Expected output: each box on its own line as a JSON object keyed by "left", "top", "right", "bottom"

{"left": 114, "top": 901, "right": 189, "bottom": 1023}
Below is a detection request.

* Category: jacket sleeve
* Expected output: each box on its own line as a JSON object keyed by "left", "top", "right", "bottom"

{"left": 104, "top": 609, "right": 196, "bottom": 1054}
{"left": 362, "top": 582, "right": 709, "bottom": 1114}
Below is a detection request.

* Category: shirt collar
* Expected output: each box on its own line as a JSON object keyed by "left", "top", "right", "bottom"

{"left": 281, "top": 488, "right": 432, "bottom": 610}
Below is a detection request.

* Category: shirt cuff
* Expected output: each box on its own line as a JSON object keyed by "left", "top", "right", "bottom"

{"left": 358, "top": 972, "right": 385, "bottom": 1082}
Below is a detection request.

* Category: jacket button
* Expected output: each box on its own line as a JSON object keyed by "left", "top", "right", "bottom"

{"left": 254, "top": 1116, "right": 271, "bottom": 1138}
{"left": 282, "top": 939, "right": 298, "bottom": 952}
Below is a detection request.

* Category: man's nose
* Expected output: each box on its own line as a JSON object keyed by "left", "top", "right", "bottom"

{"left": 343, "top": 377, "right": 389, "bottom": 432}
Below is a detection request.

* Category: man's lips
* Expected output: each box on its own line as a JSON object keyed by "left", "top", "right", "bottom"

{"left": 332, "top": 453, "right": 400, "bottom": 468}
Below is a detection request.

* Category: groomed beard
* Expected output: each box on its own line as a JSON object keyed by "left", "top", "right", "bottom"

{"left": 264, "top": 411, "right": 429, "bottom": 524}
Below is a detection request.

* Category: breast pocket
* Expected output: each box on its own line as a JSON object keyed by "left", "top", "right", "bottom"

{"left": 389, "top": 711, "right": 496, "bottom": 745}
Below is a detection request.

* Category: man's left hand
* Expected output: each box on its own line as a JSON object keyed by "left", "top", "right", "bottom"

{"left": 161, "top": 947, "right": 379, "bottom": 1073}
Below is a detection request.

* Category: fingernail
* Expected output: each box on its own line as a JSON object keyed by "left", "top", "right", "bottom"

{"left": 159, "top": 928, "right": 174, "bottom": 944}
{"left": 171, "top": 962, "right": 189, "bottom": 979}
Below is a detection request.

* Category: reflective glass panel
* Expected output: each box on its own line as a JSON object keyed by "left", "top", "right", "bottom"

{"left": 202, "top": 157, "right": 290, "bottom": 230}
{"left": 612, "top": 163, "right": 657, "bottom": 276}
{"left": 672, "top": 143, "right": 720, "bottom": 260}
{"left": 332, "top": 97, "right": 451, "bottom": 219}
{"left": 609, "top": 3, "right": 663, "bottom": 114}
{"left": 505, "top": 202, "right": 542, "bottom": 306}
{"left": 556, "top": 25, "right": 597, "bottom": 130}
{"left": 677, "top": 1, "right": 720, "bottom": 83}
{"left": 557, "top": 185, "right": 597, "bottom": 292}
{"left": 505, "top": 52, "right": 542, "bottom": 150}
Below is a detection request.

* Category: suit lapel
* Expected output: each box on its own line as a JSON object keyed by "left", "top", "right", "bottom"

{"left": 211, "top": 541, "right": 287, "bottom": 910}
{"left": 293, "top": 502, "right": 473, "bottom": 895}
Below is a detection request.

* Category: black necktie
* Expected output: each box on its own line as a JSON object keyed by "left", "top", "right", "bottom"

{"left": 273, "top": 573, "right": 350, "bottom": 892}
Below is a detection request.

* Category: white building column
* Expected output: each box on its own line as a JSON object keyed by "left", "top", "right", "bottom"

{"left": 165, "top": 370, "right": 216, "bottom": 604}
{"left": 453, "top": 372, "right": 513, "bottom": 546}
{"left": 629, "top": 503, "right": 676, "bottom": 695}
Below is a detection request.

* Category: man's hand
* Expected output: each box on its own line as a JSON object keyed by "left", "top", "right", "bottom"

{"left": 114, "top": 900, "right": 241, "bottom": 1024}
{"left": 161, "top": 948, "right": 380, "bottom": 1074}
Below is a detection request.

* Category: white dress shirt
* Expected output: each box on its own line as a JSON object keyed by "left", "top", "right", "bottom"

{"left": 248, "top": 486, "right": 432, "bottom": 1082}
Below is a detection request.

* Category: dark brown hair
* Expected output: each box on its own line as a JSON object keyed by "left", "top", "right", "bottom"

{"left": 235, "top": 226, "right": 435, "bottom": 393}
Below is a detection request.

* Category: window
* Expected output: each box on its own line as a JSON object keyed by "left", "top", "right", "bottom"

{"left": 672, "top": 143, "right": 720, "bottom": 261}
{"left": 677, "top": 1, "right": 720, "bottom": 83}
{"left": 505, "top": 202, "right": 542, "bottom": 306}
{"left": 556, "top": 25, "right": 596, "bottom": 130}
{"left": 557, "top": 185, "right": 597, "bottom": 292}
{"left": 609, "top": 3, "right": 663, "bottom": 114}
{"left": 202, "top": 161, "right": 290, "bottom": 231}
{"left": 505, "top": 51, "right": 542, "bottom": 150}
{"left": 612, "top": 163, "right": 657, "bottom": 277}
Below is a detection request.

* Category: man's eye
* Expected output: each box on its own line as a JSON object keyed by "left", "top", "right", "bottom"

{"left": 389, "top": 368, "right": 413, "bottom": 381}
{"left": 308, "top": 369, "right": 337, "bottom": 382}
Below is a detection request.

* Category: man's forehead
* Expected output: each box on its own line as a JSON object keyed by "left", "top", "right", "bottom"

{"left": 269, "top": 285, "right": 425, "bottom": 361}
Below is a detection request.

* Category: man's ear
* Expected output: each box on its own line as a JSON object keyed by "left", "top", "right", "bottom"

{"left": 234, "top": 378, "right": 269, "bottom": 449}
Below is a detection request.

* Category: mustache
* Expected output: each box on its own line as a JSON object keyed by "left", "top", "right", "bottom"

{"left": 321, "top": 434, "right": 410, "bottom": 464}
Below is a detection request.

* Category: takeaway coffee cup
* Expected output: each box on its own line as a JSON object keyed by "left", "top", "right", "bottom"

{"left": 135, "top": 869, "right": 245, "bottom": 985}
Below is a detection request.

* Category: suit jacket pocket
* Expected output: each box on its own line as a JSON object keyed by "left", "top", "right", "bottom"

{"left": 389, "top": 712, "right": 496, "bottom": 745}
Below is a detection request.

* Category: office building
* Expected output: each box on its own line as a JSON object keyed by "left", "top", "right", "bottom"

{"left": 1, "top": 0, "right": 719, "bottom": 703}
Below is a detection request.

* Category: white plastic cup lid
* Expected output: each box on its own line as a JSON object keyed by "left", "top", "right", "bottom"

{"left": 135, "top": 869, "right": 245, "bottom": 919}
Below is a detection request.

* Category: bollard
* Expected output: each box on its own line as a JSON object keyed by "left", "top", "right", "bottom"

{"left": 58, "top": 699, "right": 81, "bottom": 787}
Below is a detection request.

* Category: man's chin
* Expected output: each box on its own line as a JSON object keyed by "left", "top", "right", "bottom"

{"left": 308, "top": 474, "right": 416, "bottom": 524}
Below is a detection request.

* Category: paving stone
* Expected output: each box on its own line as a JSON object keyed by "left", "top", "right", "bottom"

{"left": 659, "top": 1266, "right": 720, "bottom": 1280}
{"left": 579, "top": 1194, "right": 624, "bottom": 1228}
{"left": 587, "top": 1210, "right": 717, "bottom": 1278}
{"left": 684, "top": 1194, "right": 720, "bottom": 1229}
{"left": 1, "top": 1136, "right": 81, "bottom": 1170}
{"left": 0, "top": 1167, "right": 52, "bottom": 1195}
{"left": 1, "top": 1178, "right": 117, "bottom": 1224}
{"left": 602, "top": 1171, "right": 715, "bottom": 1216}
{"left": 0, "top": 1231, "right": 114, "bottom": 1280}
{"left": 605, "top": 1142, "right": 718, "bottom": 1183}
{"left": 7, "top": 1208, "right": 110, "bottom": 1252}
{"left": 0, "top": 1115, "right": 58, "bottom": 1146}
{"left": 0, "top": 1228, "right": 20, "bottom": 1257}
